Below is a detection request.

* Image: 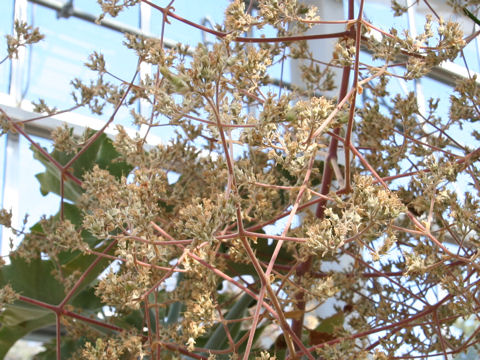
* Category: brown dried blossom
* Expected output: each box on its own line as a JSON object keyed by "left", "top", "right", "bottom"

{"left": 1, "top": 0, "right": 480, "bottom": 359}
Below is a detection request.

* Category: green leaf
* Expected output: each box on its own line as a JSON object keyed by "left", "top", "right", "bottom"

{"left": 224, "top": 234, "right": 294, "bottom": 279}
{"left": 315, "top": 312, "right": 344, "bottom": 334}
{"left": 59, "top": 241, "right": 116, "bottom": 301}
{"left": 166, "top": 273, "right": 183, "bottom": 325}
{"left": 254, "top": 237, "right": 293, "bottom": 265}
{"left": 111, "top": 309, "right": 144, "bottom": 331}
{"left": 34, "top": 336, "right": 86, "bottom": 360}
{"left": 0, "top": 216, "right": 114, "bottom": 357}
{"left": 143, "top": 292, "right": 167, "bottom": 334}
{"left": 159, "top": 66, "right": 189, "bottom": 93}
{"left": 235, "top": 325, "right": 267, "bottom": 355}
{"left": 464, "top": 7, "right": 480, "bottom": 26}
{"left": 6, "top": 203, "right": 112, "bottom": 303}
{"left": 308, "top": 312, "right": 345, "bottom": 345}
{"left": 34, "top": 159, "right": 82, "bottom": 202}
{"left": 0, "top": 251, "right": 114, "bottom": 357}
{"left": 204, "top": 293, "right": 254, "bottom": 350}
{"left": 60, "top": 202, "right": 83, "bottom": 226}
{"left": 224, "top": 258, "right": 258, "bottom": 278}
{"left": 166, "top": 301, "right": 182, "bottom": 325}
{"left": 0, "top": 303, "right": 55, "bottom": 359}
{"left": 33, "top": 132, "right": 132, "bottom": 201}
{"left": 0, "top": 256, "right": 65, "bottom": 304}
{"left": 70, "top": 286, "right": 103, "bottom": 311}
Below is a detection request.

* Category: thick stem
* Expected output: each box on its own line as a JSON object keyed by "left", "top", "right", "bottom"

{"left": 56, "top": 313, "right": 61, "bottom": 360}
{"left": 291, "top": 0, "right": 356, "bottom": 344}
{"left": 291, "top": 63, "right": 353, "bottom": 347}
{"left": 58, "top": 239, "right": 117, "bottom": 308}
{"left": 343, "top": 0, "right": 365, "bottom": 193}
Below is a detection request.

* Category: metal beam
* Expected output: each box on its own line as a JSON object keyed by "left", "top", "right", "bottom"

{"left": 28, "top": 0, "right": 178, "bottom": 47}
{"left": 27, "top": 0, "right": 478, "bottom": 90}
{"left": 0, "top": 93, "right": 163, "bottom": 144}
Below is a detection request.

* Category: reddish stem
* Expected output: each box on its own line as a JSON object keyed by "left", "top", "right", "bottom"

{"left": 141, "top": 0, "right": 352, "bottom": 44}
{"left": 291, "top": 0, "right": 356, "bottom": 343}
{"left": 56, "top": 314, "right": 61, "bottom": 360}
{"left": 343, "top": 0, "right": 365, "bottom": 193}
{"left": 58, "top": 240, "right": 117, "bottom": 309}
{"left": 63, "top": 66, "right": 139, "bottom": 170}
{"left": 18, "top": 295, "right": 124, "bottom": 332}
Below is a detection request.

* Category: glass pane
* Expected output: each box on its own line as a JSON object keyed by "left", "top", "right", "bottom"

{"left": 150, "top": 0, "right": 231, "bottom": 47}
{"left": 0, "top": 135, "right": 6, "bottom": 205}
{"left": 422, "top": 75, "right": 478, "bottom": 149}
{"left": 25, "top": 3, "right": 140, "bottom": 126}
{"left": 18, "top": 134, "right": 59, "bottom": 230}
{"left": 0, "top": 1, "right": 14, "bottom": 94}
{"left": 74, "top": 0, "right": 140, "bottom": 28}
{"left": 453, "top": 40, "right": 480, "bottom": 73}
{"left": 0, "top": 134, "right": 58, "bottom": 255}
{"left": 361, "top": 0, "right": 409, "bottom": 34}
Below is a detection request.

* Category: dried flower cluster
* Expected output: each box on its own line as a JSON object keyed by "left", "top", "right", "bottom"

{"left": 0, "top": 0, "right": 480, "bottom": 359}
{"left": 2, "top": 20, "right": 44, "bottom": 63}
